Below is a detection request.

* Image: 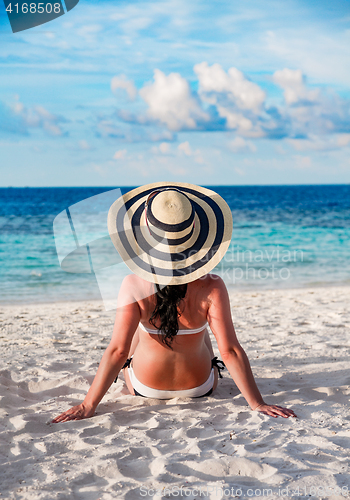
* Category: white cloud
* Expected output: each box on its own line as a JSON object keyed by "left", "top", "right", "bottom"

{"left": 97, "top": 120, "right": 121, "bottom": 138}
{"left": 139, "top": 69, "right": 209, "bottom": 131}
{"left": 263, "top": 28, "right": 350, "bottom": 88}
{"left": 148, "top": 130, "right": 174, "bottom": 142}
{"left": 177, "top": 140, "right": 204, "bottom": 163}
{"left": 337, "top": 134, "right": 350, "bottom": 147}
{"left": 159, "top": 142, "right": 170, "bottom": 154}
{"left": 194, "top": 154, "right": 204, "bottom": 164}
{"left": 133, "top": 64, "right": 266, "bottom": 136}
{"left": 228, "top": 137, "right": 257, "bottom": 153}
{"left": 6, "top": 98, "right": 65, "bottom": 136}
{"left": 217, "top": 107, "right": 257, "bottom": 134}
{"left": 273, "top": 68, "right": 320, "bottom": 105}
{"left": 271, "top": 68, "right": 350, "bottom": 140}
{"left": 193, "top": 62, "right": 265, "bottom": 136}
{"left": 294, "top": 155, "right": 312, "bottom": 169}
{"left": 113, "top": 149, "right": 127, "bottom": 159}
{"left": 234, "top": 167, "right": 245, "bottom": 176}
{"left": 79, "top": 139, "right": 91, "bottom": 150}
{"left": 109, "top": 63, "right": 350, "bottom": 146}
{"left": 288, "top": 137, "right": 324, "bottom": 151}
{"left": 178, "top": 141, "right": 192, "bottom": 156}
{"left": 194, "top": 62, "right": 266, "bottom": 112}
{"left": 42, "top": 122, "right": 63, "bottom": 136}
{"left": 76, "top": 24, "right": 103, "bottom": 42}
{"left": 151, "top": 142, "right": 172, "bottom": 154}
{"left": 288, "top": 133, "right": 350, "bottom": 152}
{"left": 111, "top": 75, "right": 137, "bottom": 101}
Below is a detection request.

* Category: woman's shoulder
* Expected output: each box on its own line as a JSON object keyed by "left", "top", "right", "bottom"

{"left": 121, "top": 274, "right": 142, "bottom": 286}
{"left": 191, "top": 274, "right": 228, "bottom": 298}
{"left": 119, "top": 274, "right": 155, "bottom": 302}
{"left": 121, "top": 274, "right": 153, "bottom": 287}
{"left": 193, "top": 273, "right": 226, "bottom": 287}
{"left": 121, "top": 273, "right": 227, "bottom": 296}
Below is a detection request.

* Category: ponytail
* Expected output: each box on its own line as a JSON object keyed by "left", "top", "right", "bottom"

{"left": 149, "top": 284, "right": 187, "bottom": 348}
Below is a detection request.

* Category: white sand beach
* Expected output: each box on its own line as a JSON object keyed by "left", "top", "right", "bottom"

{"left": 1, "top": 286, "right": 349, "bottom": 500}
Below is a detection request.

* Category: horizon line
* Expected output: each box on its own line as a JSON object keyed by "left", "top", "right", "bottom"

{"left": 1, "top": 182, "right": 350, "bottom": 189}
{"left": 0, "top": 181, "right": 350, "bottom": 189}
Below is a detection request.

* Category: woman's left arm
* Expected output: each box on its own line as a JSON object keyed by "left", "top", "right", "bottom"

{"left": 52, "top": 277, "right": 141, "bottom": 423}
{"left": 207, "top": 276, "right": 297, "bottom": 419}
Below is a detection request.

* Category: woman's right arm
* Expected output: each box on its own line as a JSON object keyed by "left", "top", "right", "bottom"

{"left": 207, "top": 276, "right": 296, "bottom": 418}
{"left": 52, "top": 275, "right": 141, "bottom": 423}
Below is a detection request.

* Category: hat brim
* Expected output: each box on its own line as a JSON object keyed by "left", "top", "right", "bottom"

{"left": 107, "top": 181, "right": 232, "bottom": 285}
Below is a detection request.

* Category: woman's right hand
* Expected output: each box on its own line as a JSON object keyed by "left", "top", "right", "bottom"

{"left": 51, "top": 402, "right": 95, "bottom": 424}
{"left": 254, "top": 403, "right": 297, "bottom": 418}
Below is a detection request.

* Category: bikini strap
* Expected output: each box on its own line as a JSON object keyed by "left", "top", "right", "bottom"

{"left": 122, "top": 358, "right": 132, "bottom": 369}
{"left": 114, "top": 357, "right": 132, "bottom": 383}
{"left": 139, "top": 322, "right": 208, "bottom": 335}
{"left": 115, "top": 357, "right": 225, "bottom": 384}
{"left": 211, "top": 357, "right": 226, "bottom": 378}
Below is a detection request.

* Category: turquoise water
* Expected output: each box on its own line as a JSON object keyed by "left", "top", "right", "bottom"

{"left": 0, "top": 185, "right": 349, "bottom": 304}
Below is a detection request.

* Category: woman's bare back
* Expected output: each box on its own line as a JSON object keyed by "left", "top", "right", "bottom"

{"left": 122, "top": 274, "right": 217, "bottom": 391}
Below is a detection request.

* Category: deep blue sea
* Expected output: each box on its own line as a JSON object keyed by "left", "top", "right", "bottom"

{"left": 1, "top": 185, "right": 350, "bottom": 306}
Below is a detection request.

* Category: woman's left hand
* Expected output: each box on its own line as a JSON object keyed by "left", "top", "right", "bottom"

{"left": 51, "top": 403, "right": 95, "bottom": 423}
{"left": 254, "top": 403, "right": 297, "bottom": 418}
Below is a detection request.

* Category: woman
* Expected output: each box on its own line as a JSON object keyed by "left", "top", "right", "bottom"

{"left": 52, "top": 182, "right": 296, "bottom": 423}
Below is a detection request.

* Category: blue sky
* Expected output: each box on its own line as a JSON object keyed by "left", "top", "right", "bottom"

{"left": 1, "top": 0, "right": 350, "bottom": 186}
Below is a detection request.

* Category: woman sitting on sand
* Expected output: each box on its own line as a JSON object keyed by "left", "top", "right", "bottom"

{"left": 52, "top": 182, "right": 296, "bottom": 423}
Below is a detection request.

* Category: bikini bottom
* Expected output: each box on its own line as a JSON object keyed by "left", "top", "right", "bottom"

{"left": 116, "top": 357, "right": 225, "bottom": 400}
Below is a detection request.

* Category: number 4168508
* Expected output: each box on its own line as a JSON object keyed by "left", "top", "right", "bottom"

{"left": 6, "top": 3, "right": 62, "bottom": 14}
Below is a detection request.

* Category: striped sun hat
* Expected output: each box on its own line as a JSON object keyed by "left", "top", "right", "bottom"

{"left": 107, "top": 181, "right": 233, "bottom": 285}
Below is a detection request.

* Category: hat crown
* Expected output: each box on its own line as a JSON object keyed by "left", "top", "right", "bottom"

{"left": 151, "top": 190, "right": 192, "bottom": 225}
{"left": 107, "top": 181, "right": 233, "bottom": 285}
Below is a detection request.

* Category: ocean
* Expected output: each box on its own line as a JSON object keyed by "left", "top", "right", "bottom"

{"left": 1, "top": 185, "right": 350, "bottom": 306}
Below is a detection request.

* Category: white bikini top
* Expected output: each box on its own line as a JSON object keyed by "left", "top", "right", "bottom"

{"left": 139, "top": 322, "right": 208, "bottom": 335}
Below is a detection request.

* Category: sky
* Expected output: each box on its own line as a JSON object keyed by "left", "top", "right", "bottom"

{"left": 1, "top": 0, "right": 350, "bottom": 186}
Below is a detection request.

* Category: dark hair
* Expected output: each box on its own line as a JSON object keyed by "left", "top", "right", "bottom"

{"left": 149, "top": 283, "right": 188, "bottom": 348}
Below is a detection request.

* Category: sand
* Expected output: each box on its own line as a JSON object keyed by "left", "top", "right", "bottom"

{"left": 0, "top": 286, "right": 349, "bottom": 500}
